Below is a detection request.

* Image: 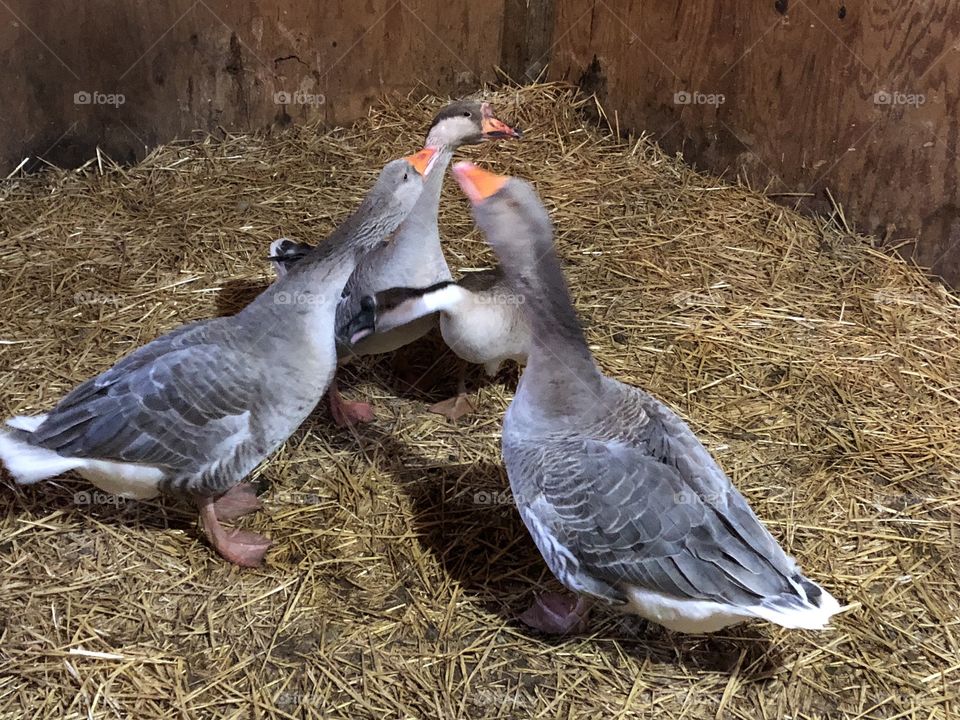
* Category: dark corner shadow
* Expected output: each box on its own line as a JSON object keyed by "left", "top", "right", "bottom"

{"left": 308, "top": 415, "right": 778, "bottom": 673}
{"left": 215, "top": 277, "right": 270, "bottom": 317}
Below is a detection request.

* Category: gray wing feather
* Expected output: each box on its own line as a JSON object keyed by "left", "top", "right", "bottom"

{"left": 507, "top": 429, "right": 800, "bottom": 607}
{"left": 30, "top": 320, "right": 255, "bottom": 472}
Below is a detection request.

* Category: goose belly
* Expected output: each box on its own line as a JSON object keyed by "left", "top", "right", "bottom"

{"left": 76, "top": 461, "right": 166, "bottom": 500}
{"left": 440, "top": 305, "right": 525, "bottom": 368}
{"left": 623, "top": 585, "right": 755, "bottom": 633}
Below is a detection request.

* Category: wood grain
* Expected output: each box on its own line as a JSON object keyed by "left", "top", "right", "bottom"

{"left": 549, "top": 0, "right": 960, "bottom": 285}
{"left": 0, "top": 0, "right": 503, "bottom": 170}
{"left": 500, "top": 0, "right": 557, "bottom": 81}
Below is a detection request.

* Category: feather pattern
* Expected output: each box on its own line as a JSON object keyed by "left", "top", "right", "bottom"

{"left": 1, "top": 157, "right": 425, "bottom": 502}
{"left": 504, "top": 381, "right": 805, "bottom": 609}
{"left": 469, "top": 174, "right": 840, "bottom": 631}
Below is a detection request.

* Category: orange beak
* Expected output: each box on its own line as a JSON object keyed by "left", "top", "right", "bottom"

{"left": 404, "top": 147, "right": 439, "bottom": 176}
{"left": 480, "top": 102, "right": 522, "bottom": 139}
{"left": 452, "top": 161, "right": 509, "bottom": 204}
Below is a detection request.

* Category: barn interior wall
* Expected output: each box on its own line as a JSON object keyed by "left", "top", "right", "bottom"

{"left": 2, "top": 0, "right": 957, "bottom": 285}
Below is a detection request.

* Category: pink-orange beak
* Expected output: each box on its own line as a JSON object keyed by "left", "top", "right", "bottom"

{"left": 404, "top": 147, "right": 439, "bottom": 176}
{"left": 480, "top": 102, "right": 523, "bottom": 140}
{"left": 452, "top": 161, "right": 509, "bottom": 204}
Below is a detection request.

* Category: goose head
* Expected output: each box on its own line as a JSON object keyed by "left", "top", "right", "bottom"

{"left": 451, "top": 161, "right": 552, "bottom": 269}
{"left": 336, "top": 280, "right": 458, "bottom": 345}
{"left": 339, "top": 294, "right": 379, "bottom": 346}
{"left": 376, "top": 148, "right": 439, "bottom": 212}
{"left": 425, "top": 100, "right": 522, "bottom": 149}
{"left": 354, "top": 147, "right": 439, "bottom": 250}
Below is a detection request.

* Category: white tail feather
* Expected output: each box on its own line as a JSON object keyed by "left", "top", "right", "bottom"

{"left": 749, "top": 581, "right": 843, "bottom": 630}
{"left": 625, "top": 578, "right": 843, "bottom": 633}
{"left": 0, "top": 427, "right": 82, "bottom": 484}
{"left": 378, "top": 285, "right": 466, "bottom": 335}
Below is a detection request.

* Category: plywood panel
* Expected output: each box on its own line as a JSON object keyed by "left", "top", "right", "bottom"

{"left": 549, "top": 0, "right": 960, "bottom": 286}
{"left": 0, "top": 0, "right": 504, "bottom": 171}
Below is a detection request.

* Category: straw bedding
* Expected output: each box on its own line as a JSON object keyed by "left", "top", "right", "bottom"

{"left": 0, "top": 83, "right": 958, "bottom": 719}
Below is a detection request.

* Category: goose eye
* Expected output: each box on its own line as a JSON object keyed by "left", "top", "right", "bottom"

{"left": 403, "top": 172, "right": 409, "bottom": 181}
{"left": 462, "top": 111, "right": 471, "bottom": 118}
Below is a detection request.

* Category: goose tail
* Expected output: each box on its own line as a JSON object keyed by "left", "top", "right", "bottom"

{"left": 0, "top": 415, "right": 81, "bottom": 484}
{"left": 749, "top": 574, "right": 842, "bottom": 630}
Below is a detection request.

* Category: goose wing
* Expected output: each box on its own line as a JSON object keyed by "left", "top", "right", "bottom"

{"left": 29, "top": 320, "right": 258, "bottom": 471}
{"left": 506, "top": 434, "right": 800, "bottom": 608}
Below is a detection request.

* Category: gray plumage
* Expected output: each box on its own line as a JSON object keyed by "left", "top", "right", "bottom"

{"left": 466, "top": 170, "right": 840, "bottom": 631}
{"left": 269, "top": 100, "right": 521, "bottom": 361}
{"left": 2, "top": 157, "right": 426, "bottom": 502}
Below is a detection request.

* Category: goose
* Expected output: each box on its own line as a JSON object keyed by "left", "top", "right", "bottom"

{"left": 450, "top": 161, "right": 842, "bottom": 634}
{"left": 268, "top": 99, "right": 521, "bottom": 426}
{"left": 339, "top": 267, "right": 530, "bottom": 421}
{"left": 0, "top": 148, "right": 437, "bottom": 567}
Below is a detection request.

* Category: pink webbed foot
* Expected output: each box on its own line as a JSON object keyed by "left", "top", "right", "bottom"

{"left": 212, "top": 482, "right": 263, "bottom": 522}
{"left": 328, "top": 381, "right": 375, "bottom": 427}
{"left": 198, "top": 497, "right": 272, "bottom": 567}
{"left": 519, "top": 593, "right": 593, "bottom": 635}
{"left": 428, "top": 393, "right": 477, "bottom": 422}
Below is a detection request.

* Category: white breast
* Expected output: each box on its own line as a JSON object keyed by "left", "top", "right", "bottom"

{"left": 440, "top": 300, "right": 528, "bottom": 370}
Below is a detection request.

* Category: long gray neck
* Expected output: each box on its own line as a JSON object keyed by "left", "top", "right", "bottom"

{"left": 243, "top": 193, "right": 404, "bottom": 327}
{"left": 389, "top": 146, "right": 454, "bottom": 249}
{"left": 490, "top": 204, "right": 604, "bottom": 415}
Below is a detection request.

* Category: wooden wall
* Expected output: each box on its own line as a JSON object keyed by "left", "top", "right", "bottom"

{"left": 0, "top": 0, "right": 504, "bottom": 170}
{"left": 3, "top": 0, "right": 959, "bottom": 285}
{"left": 548, "top": 0, "right": 960, "bottom": 286}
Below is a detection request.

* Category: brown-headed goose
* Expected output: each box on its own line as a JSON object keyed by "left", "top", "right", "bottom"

{"left": 0, "top": 149, "right": 437, "bottom": 567}
{"left": 451, "top": 162, "right": 842, "bottom": 634}
{"left": 268, "top": 100, "right": 521, "bottom": 426}
{"left": 339, "top": 268, "right": 530, "bottom": 421}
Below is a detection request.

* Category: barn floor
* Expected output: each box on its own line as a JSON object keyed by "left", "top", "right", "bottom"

{"left": 1, "top": 83, "right": 959, "bottom": 720}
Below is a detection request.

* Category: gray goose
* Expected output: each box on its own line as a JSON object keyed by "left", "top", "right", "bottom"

{"left": 451, "top": 162, "right": 842, "bottom": 634}
{"left": 339, "top": 267, "right": 530, "bottom": 421}
{"left": 268, "top": 99, "right": 521, "bottom": 426}
{"left": 0, "top": 149, "right": 437, "bottom": 567}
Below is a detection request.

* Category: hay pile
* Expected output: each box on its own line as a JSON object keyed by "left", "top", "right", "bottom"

{"left": 1, "top": 83, "right": 959, "bottom": 719}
